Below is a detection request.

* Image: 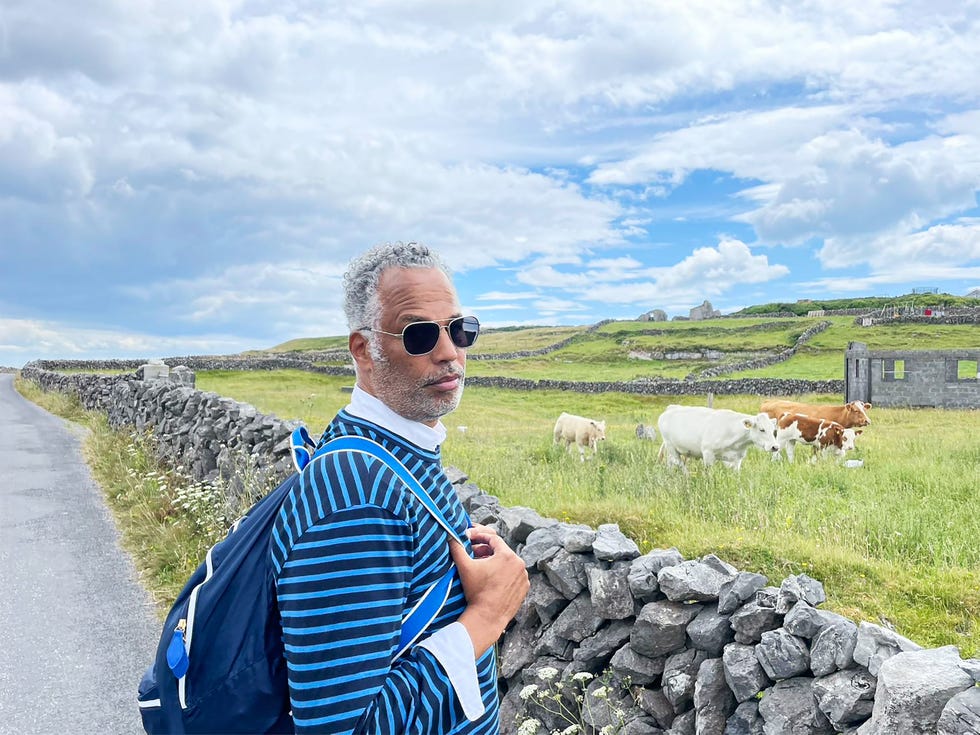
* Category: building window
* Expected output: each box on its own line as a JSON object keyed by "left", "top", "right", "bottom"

{"left": 882, "top": 359, "right": 906, "bottom": 381}
{"left": 957, "top": 359, "right": 979, "bottom": 380}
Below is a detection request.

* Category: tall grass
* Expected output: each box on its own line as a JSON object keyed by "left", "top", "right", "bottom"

{"left": 14, "top": 377, "right": 269, "bottom": 613}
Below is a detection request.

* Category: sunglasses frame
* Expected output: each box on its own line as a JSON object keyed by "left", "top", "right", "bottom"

{"left": 362, "top": 315, "right": 480, "bottom": 356}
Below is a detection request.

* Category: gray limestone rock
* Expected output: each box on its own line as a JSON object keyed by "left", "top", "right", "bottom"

{"left": 629, "top": 548, "right": 685, "bottom": 601}
{"left": 521, "top": 572, "right": 568, "bottom": 626}
{"left": 756, "top": 629, "right": 811, "bottom": 681}
{"left": 663, "top": 648, "right": 710, "bottom": 712}
{"left": 758, "top": 678, "right": 834, "bottom": 735}
{"left": 550, "top": 592, "right": 604, "bottom": 643}
{"left": 593, "top": 523, "right": 642, "bottom": 562}
{"left": 611, "top": 643, "right": 668, "bottom": 686}
{"left": 810, "top": 619, "right": 858, "bottom": 676}
{"left": 540, "top": 548, "right": 590, "bottom": 599}
{"left": 588, "top": 564, "right": 636, "bottom": 620}
{"left": 852, "top": 621, "right": 923, "bottom": 676}
{"left": 776, "top": 574, "right": 827, "bottom": 614}
{"left": 666, "top": 709, "right": 697, "bottom": 735}
{"left": 723, "top": 643, "right": 772, "bottom": 703}
{"left": 687, "top": 604, "right": 736, "bottom": 657}
{"left": 783, "top": 601, "right": 850, "bottom": 639}
{"left": 636, "top": 686, "right": 676, "bottom": 730}
{"left": 856, "top": 646, "right": 974, "bottom": 735}
{"left": 558, "top": 522, "right": 597, "bottom": 553}
{"left": 724, "top": 701, "right": 764, "bottom": 735}
{"left": 731, "top": 601, "right": 781, "bottom": 645}
{"left": 573, "top": 619, "right": 635, "bottom": 665}
{"left": 937, "top": 686, "right": 980, "bottom": 735}
{"left": 694, "top": 658, "right": 737, "bottom": 735}
{"left": 812, "top": 668, "right": 876, "bottom": 730}
{"left": 519, "top": 525, "right": 563, "bottom": 569}
{"left": 632, "top": 601, "right": 705, "bottom": 658}
{"left": 498, "top": 505, "right": 557, "bottom": 545}
{"left": 718, "top": 572, "right": 768, "bottom": 615}
{"left": 659, "top": 555, "right": 738, "bottom": 603}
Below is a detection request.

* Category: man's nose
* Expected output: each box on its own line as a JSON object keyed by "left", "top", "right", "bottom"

{"left": 431, "top": 325, "right": 460, "bottom": 360}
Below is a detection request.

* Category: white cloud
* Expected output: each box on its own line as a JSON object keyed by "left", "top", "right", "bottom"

{"left": 0, "top": 317, "right": 252, "bottom": 366}
{"left": 475, "top": 291, "right": 538, "bottom": 301}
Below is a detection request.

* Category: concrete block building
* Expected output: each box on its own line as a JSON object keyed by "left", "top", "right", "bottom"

{"left": 845, "top": 342, "right": 980, "bottom": 408}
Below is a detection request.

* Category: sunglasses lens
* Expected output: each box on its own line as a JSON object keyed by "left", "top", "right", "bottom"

{"left": 402, "top": 321, "right": 441, "bottom": 355}
{"left": 449, "top": 316, "right": 480, "bottom": 348}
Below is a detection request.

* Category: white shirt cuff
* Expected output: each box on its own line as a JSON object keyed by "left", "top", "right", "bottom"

{"left": 418, "top": 622, "right": 486, "bottom": 721}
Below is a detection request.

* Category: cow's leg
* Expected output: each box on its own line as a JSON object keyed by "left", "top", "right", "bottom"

{"left": 578, "top": 444, "right": 585, "bottom": 462}
{"left": 702, "top": 449, "right": 716, "bottom": 467}
{"left": 785, "top": 442, "right": 796, "bottom": 463}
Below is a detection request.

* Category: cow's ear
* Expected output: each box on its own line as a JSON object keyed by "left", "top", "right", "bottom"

{"left": 865, "top": 403, "right": 872, "bottom": 409}
{"left": 856, "top": 429, "right": 863, "bottom": 435}
{"left": 743, "top": 419, "right": 753, "bottom": 429}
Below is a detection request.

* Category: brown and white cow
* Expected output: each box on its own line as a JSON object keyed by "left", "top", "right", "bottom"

{"left": 774, "top": 413, "right": 862, "bottom": 462}
{"left": 760, "top": 399, "right": 872, "bottom": 428}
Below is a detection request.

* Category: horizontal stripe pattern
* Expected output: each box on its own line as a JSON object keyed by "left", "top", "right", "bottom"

{"left": 271, "top": 413, "right": 499, "bottom": 734}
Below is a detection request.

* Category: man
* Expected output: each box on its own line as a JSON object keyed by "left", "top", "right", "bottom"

{"left": 271, "top": 242, "right": 529, "bottom": 734}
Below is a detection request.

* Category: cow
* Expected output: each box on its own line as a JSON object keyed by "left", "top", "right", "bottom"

{"left": 553, "top": 412, "right": 607, "bottom": 461}
{"left": 774, "top": 413, "right": 862, "bottom": 463}
{"left": 760, "top": 399, "right": 872, "bottom": 428}
{"left": 656, "top": 405, "right": 780, "bottom": 471}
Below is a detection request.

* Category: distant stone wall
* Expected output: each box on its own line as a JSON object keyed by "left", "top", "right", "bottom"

{"left": 21, "top": 365, "right": 299, "bottom": 495}
{"left": 20, "top": 365, "right": 980, "bottom": 735}
{"left": 467, "top": 376, "right": 844, "bottom": 397}
{"left": 688, "top": 321, "right": 832, "bottom": 380}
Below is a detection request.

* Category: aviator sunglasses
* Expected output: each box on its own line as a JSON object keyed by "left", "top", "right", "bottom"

{"left": 363, "top": 315, "right": 481, "bottom": 356}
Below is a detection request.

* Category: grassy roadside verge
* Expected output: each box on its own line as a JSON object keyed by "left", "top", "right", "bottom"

{"left": 15, "top": 377, "right": 219, "bottom": 614}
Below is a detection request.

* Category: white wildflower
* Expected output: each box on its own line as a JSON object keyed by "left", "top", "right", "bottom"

{"left": 592, "top": 686, "right": 610, "bottom": 700}
{"left": 517, "top": 717, "right": 541, "bottom": 735}
{"left": 571, "top": 672, "right": 594, "bottom": 684}
{"left": 520, "top": 684, "right": 540, "bottom": 701}
{"left": 537, "top": 666, "right": 559, "bottom": 681}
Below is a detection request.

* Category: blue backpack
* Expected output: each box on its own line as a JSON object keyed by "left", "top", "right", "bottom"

{"left": 137, "top": 432, "right": 459, "bottom": 734}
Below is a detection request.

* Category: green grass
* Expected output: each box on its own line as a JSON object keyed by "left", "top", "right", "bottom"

{"left": 193, "top": 373, "right": 980, "bottom": 656}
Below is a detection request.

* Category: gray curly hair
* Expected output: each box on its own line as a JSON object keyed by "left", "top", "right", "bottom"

{"left": 343, "top": 241, "right": 452, "bottom": 342}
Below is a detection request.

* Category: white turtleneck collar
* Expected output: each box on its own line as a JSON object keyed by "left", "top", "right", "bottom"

{"left": 345, "top": 384, "right": 447, "bottom": 452}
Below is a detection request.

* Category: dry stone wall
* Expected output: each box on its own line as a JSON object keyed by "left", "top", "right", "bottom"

{"left": 20, "top": 365, "right": 979, "bottom": 735}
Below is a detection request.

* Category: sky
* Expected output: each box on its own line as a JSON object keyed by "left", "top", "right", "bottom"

{"left": 2, "top": 1, "right": 980, "bottom": 368}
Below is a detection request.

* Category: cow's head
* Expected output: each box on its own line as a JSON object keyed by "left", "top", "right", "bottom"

{"left": 745, "top": 413, "right": 780, "bottom": 453}
{"left": 841, "top": 428, "right": 861, "bottom": 452}
{"left": 846, "top": 401, "right": 872, "bottom": 426}
{"left": 592, "top": 420, "right": 607, "bottom": 441}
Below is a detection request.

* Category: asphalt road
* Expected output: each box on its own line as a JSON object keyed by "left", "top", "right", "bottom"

{"left": 0, "top": 373, "right": 159, "bottom": 734}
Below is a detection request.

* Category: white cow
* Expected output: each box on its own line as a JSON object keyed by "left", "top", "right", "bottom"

{"left": 657, "top": 405, "right": 780, "bottom": 471}
{"left": 553, "top": 412, "right": 607, "bottom": 461}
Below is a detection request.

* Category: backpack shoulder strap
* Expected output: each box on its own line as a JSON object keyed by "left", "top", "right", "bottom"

{"left": 309, "top": 433, "right": 464, "bottom": 660}
{"left": 311, "top": 434, "right": 464, "bottom": 544}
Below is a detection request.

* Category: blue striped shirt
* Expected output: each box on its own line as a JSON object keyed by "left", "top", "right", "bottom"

{"left": 271, "top": 408, "right": 500, "bottom": 734}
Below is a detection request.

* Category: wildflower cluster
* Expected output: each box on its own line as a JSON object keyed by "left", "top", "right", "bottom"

{"left": 515, "top": 667, "right": 635, "bottom": 735}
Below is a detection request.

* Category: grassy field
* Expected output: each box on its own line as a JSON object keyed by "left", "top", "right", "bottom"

{"left": 193, "top": 370, "right": 980, "bottom": 656}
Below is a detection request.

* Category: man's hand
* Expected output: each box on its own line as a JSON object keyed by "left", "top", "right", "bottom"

{"left": 449, "top": 526, "right": 529, "bottom": 658}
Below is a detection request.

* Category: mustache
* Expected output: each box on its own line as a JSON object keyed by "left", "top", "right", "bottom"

{"left": 425, "top": 366, "right": 464, "bottom": 384}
